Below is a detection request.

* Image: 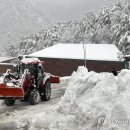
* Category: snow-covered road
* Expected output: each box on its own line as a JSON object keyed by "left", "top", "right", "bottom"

{"left": 0, "top": 78, "right": 69, "bottom": 130}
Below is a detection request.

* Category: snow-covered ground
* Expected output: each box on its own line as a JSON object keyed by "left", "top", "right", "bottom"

{"left": 0, "top": 67, "right": 130, "bottom": 130}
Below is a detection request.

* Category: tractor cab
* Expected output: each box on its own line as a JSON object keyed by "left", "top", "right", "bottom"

{"left": 17, "top": 58, "right": 45, "bottom": 89}
{"left": 19, "top": 58, "right": 44, "bottom": 73}
{"left": 18, "top": 58, "right": 44, "bottom": 82}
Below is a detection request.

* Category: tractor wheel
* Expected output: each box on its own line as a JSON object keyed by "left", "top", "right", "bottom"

{"left": 29, "top": 89, "right": 40, "bottom": 105}
{"left": 4, "top": 99, "right": 15, "bottom": 106}
{"left": 41, "top": 80, "right": 51, "bottom": 101}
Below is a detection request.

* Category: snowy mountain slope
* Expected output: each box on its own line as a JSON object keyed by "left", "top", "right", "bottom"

{"left": 0, "top": 0, "right": 55, "bottom": 49}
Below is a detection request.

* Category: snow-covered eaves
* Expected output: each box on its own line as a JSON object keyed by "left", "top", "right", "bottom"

{"left": 30, "top": 43, "right": 122, "bottom": 62}
{"left": 0, "top": 63, "right": 15, "bottom": 65}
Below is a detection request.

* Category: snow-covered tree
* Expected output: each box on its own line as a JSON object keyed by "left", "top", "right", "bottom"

{"left": 7, "top": 0, "right": 130, "bottom": 56}
{"left": 119, "top": 31, "right": 130, "bottom": 54}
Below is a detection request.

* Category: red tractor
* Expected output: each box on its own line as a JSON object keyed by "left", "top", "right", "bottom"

{"left": 0, "top": 58, "right": 60, "bottom": 106}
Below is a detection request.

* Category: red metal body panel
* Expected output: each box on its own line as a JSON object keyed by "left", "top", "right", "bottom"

{"left": 0, "top": 84, "right": 24, "bottom": 98}
{"left": 22, "top": 78, "right": 30, "bottom": 93}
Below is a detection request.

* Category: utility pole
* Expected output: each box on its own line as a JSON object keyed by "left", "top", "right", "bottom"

{"left": 83, "top": 42, "right": 86, "bottom": 67}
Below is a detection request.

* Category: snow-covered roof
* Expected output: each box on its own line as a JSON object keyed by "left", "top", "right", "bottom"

{"left": 0, "top": 57, "right": 13, "bottom": 62}
{"left": 30, "top": 43, "right": 122, "bottom": 61}
{"left": 124, "top": 55, "right": 130, "bottom": 58}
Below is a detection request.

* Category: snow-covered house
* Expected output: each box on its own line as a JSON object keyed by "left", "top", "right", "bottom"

{"left": 30, "top": 43, "right": 124, "bottom": 76}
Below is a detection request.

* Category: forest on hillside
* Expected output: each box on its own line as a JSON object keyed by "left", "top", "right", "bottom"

{"left": 7, "top": 0, "right": 130, "bottom": 57}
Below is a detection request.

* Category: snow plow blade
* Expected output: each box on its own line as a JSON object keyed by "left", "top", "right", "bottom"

{"left": 50, "top": 76, "right": 60, "bottom": 83}
{"left": 0, "top": 84, "right": 24, "bottom": 99}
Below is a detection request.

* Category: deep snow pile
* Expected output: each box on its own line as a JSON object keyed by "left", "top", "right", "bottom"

{"left": 53, "top": 67, "right": 130, "bottom": 130}
{"left": 28, "top": 67, "right": 130, "bottom": 129}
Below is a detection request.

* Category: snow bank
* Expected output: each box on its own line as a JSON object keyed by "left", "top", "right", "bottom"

{"left": 53, "top": 67, "right": 130, "bottom": 130}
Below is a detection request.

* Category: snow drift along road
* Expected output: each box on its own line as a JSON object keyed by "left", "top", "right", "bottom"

{"left": 30, "top": 66, "right": 130, "bottom": 130}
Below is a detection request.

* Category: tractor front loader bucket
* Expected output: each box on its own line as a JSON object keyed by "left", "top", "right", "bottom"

{"left": 0, "top": 83, "right": 24, "bottom": 99}
{"left": 50, "top": 75, "right": 60, "bottom": 83}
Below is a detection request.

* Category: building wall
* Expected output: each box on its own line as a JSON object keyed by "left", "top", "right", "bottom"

{"left": 0, "top": 57, "right": 17, "bottom": 75}
{"left": 0, "top": 58, "right": 124, "bottom": 77}
{"left": 39, "top": 58, "right": 124, "bottom": 76}
{"left": 0, "top": 64, "right": 14, "bottom": 75}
